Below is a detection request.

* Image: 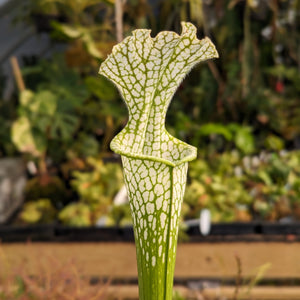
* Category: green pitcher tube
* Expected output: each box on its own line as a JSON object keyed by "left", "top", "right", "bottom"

{"left": 99, "top": 22, "right": 218, "bottom": 300}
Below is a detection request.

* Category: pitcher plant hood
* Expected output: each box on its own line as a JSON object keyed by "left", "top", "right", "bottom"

{"left": 99, "top": 22, "right": 218, "bottom": 167}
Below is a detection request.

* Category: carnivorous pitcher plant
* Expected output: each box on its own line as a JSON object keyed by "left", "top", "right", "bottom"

{"left": 99, "top": 22, "right": 218, "bottom": 300}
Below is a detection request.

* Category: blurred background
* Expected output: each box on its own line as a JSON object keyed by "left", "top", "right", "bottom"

{"left": 0, "top": 1, "right": 300, "bottom": 298}
{"left": 1, "top": 0, "right": 299, "bottom": 227}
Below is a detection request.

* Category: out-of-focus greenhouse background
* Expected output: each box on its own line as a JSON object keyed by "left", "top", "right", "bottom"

{"left": 0, "top": 0, "right": 300, "bottom": 226}
{"left": 1, "top": 1, "right": 300, "bottom": 299}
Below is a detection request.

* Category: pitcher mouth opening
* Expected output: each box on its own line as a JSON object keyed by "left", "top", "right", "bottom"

{"left": 110, "top": 133, "right": 197, "bottom": 167}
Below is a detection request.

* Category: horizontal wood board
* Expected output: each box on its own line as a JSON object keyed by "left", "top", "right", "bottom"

{"left": 105, "top": 285, "right": 300, "bottom": 300}
{"left": 1, "top": 242, "right": 300, "bottom": 280}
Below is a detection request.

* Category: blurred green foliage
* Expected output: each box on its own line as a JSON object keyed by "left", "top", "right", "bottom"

{"left": 4, "top": 0, "right": 300, "bottom": 226}
{"left": 59, "top": 157, "right": 124, "bottom": 226}
{"left": 184, "top": 150, "right": 300, "bottom": 222}
{"left": 165, "top": 0, "right": 300, "bottom": 152}
{"left": 20, "top": 198, "right": 57, "bottom": 224}
{"left": 24, "top": 176, "right": 69, "bottom": 209}
{"left": 12, "top": 57, "right": 94, "bottom": 161}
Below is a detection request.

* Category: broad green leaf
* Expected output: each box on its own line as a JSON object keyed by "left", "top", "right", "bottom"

{"left": 227, "top": 123, "right": 255, "bottom": 154}
{"left": 234, "top": 127, "right": 255, "bottom": 154}
{"left": 85, "top": 76, "right": 118, "bottom": 101}
{"left": 50, "top": 113, "right": 79, "bottom": 140}
{"left": 53, "top": 23, "right": 103, "bottom": 59}
{"left": 198, "top": 123, "right": 233, "bottom": 141}
{"left": 11, "top": 117, "right": 46, "bottom": 157}
{"left": 99, "top": 22, "right": 218, "bottom": 300}
{"left": 53, "top": 23, "right": 82, "bottom": 39}
{"left": 19, "top": 90, "right": 34, "bottom": 106}
{"left": 71, "top": 133, "right": 99, "bottom": 157}
{"left": 30, "top": 90, "right": 57, "bottom": 116}
{"left": 82, "top": 32, "right": 103, "bottom": 59}
{"left": 265, "top": 134, "right": 284, "bottom": 151}
{"left": 20, "top": 199, "right": 56, "bottom": 224}
{"left": 58, "top": 203, "right": 91, "bottom": 226}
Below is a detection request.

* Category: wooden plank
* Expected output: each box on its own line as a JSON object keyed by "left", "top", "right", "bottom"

{"left": 1, "top": 242, "right": 300, "bottom": 280}
{"left": 0, "top": 243, "right": 137, "bottom": 278}
{"left": 176, "top": 242, "right": 300, "bottom": 279}
{"left": 202, "top": 286, "right": 300, "bottom": 300}
{"left": 105, "top": 285, "right": 300, "bottom": 300}
{"left": 6, "top": 283, "right": 296, "bottom": 300}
